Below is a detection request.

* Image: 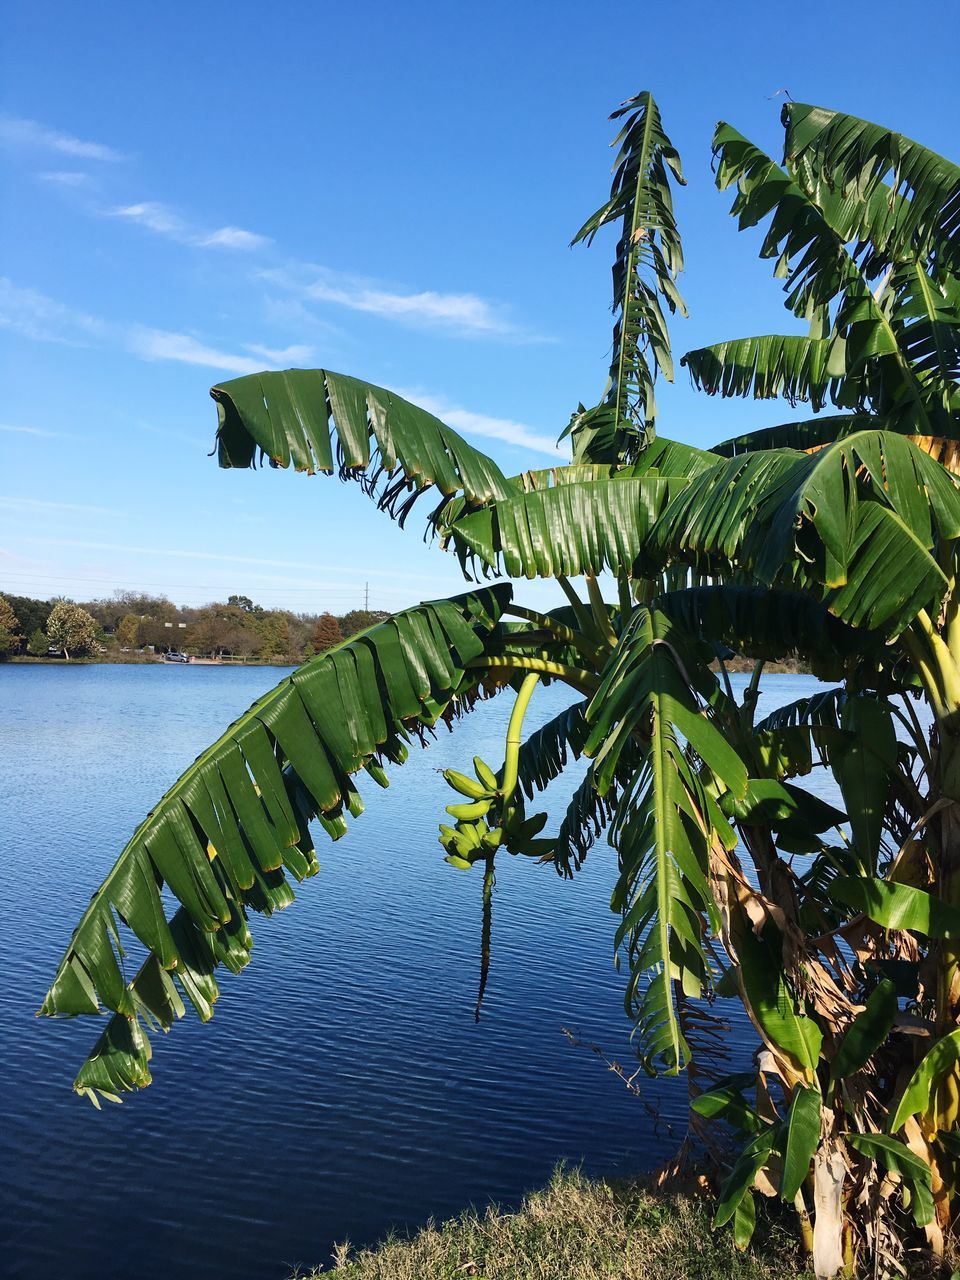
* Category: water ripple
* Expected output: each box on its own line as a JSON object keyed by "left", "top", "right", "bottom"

{"left": 0, "top": 664, "right": 815, "bottom": 1280}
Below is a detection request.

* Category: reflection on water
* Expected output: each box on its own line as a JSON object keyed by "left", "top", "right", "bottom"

{"left": 0, "top": 664, "right": 823, "bottom": 1280}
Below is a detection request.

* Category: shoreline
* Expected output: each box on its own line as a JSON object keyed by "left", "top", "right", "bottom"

{"left": 5, "top": 655, "right": 809, "bottom": 674}
{"left": 303, "top": 1166, "right": 813, "bottom": 1280}
{"left": 3, "top": 655, "right": 298, "bottom": 668}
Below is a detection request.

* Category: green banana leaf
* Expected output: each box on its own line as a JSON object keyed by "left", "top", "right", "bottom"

{"left": 445, "top": 474, "right": 687, "bottom": 579}
{"left": 569, "top": 92, "right": 686, "bottom": 460}
{"left": 211, "top": 368, "right": 514, "bottom": 518}
{"left": 40, "top": 586, "right": 512, "bottom": 1099}
{"left": 690, "top": 1072, "right": 764, "bottom": 1134}
{"left": 781, "top": 1085, "right": 822, "bottom": 1202}
{"left": 831, "top": 698, "right": 897, "bottom": 873}
{"left": 888, "top": 1030, "right": 960, "bottom": 1133}
{"left": 652, "top": 584, "right": 871, "bottom": 675}
{"left": 730, "top": 915, "right": 823, "bottom": 1080}
{"left": 829, "top": 877, "right": 960, "bottom": 938}
{"left": 682, "top": 335, "right": 845, "bottom": 410}
{"left": 709, "top": 120, "right": 948, "bottom": 436}
{"left": 584, "top": 608, "right": 747, "bottom": 1073}
{"left": 783, "top": 103, "right": 960, "bottom": 278}
{"left": 712, "top": 415, "right": 875, "bottom": 457}
{"left": 651, "top": 431, "right": 960, "bottom": 635}
{"left": 714, "top": 1126, "right": 780, "bottom": 1229}
{"left": 829, "top": 980, "right": 898, "bottom": 1083}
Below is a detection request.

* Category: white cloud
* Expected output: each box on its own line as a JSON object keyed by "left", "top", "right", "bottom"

{"left": 262, "top": 264, "right": 531, "bottom": 340}
{"left": 394, "top": 387, "right": 563, "bottom": 458}
{"left": 0, "top": 496, "right": 124, "bottom": 517}
{"left": 126, "top": 327, "right": 265, "bottom": 375}
{"left": 0, "top": 278, "right": 295, "bottom": 376}
{"left": 0, "top": 277, "right": 104, "bottom": 345}
{"left": 130, "top": 331, "right": 309, "bottom": 374}
{"left": 0, "top": 116, "right": 125, "bottom": 161}
{"left": 200, "top": 226, "right": 271, "bottom": 251}
{"left": 242, "top": 341, "right": 314, "bottom": 365}
{"left": 112, "top": 201, "right": 185, "bottom": 236}
{"left": 0, "top": 423, "right": 61, "bottom": 438}
{"left": 38, "top": 170, "right": 92, "bottom": 187}
{"left": 110, "top": 202, "right": 269, "bottom": 252}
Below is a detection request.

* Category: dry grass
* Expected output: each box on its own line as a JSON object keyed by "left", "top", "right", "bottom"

{"left": 298, "top": 1166, "right": 808, "bottom": 1280}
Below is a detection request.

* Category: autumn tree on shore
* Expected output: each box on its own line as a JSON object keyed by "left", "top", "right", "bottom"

{"left": 311, "top": 612, "right": 342, "bottom": 653}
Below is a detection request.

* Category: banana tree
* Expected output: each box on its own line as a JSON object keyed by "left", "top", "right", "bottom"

{"left": 42, "top": 94, "right": 958, "bottom": 1278}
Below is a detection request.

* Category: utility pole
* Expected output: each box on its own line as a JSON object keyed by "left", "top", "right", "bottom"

{"left": 364, "top": 581, "right": 369, "bottom": 611}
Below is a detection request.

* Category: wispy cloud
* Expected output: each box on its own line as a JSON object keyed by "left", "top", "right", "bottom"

{"left": 262, "top": 263, "right": 534, "bottom": 340}
{"left": 129, "top": 329, "right": 313, "bottom": 374}
{"left": 111, "top": 201, "right": 270, "bottom": 252}
{"left": 200, "top": 226, "right": 270, "bottom": 251}
{"left": 0, "top": 277, "right": 104, "bottom": 345}
{"left": 113, "top": 201, "right": 183, "bottom": 235}
{"left": 0, "top": 277, "right": 294, "bottom": 375}
{"left": 0, "top": 116, "right": 125, "bottom": 162}
{"left": 394, "top": 387, "right": 563, "bottom": 458}
{"left": 242, "top": 341, "right": 314, "bottom": 365}
{"left": 0, "top": 423, "right": 62, "bottom": 438}
{"left": 38, "top": 170, "right": 93, "bottom": 188}
{"left": 0, "top": 496, "right": 124, "bottom": 517}
{"left": 127, "top": 327, "right": 266, "bottom": 375}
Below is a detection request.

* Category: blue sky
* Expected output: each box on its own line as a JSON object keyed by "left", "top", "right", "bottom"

{"left": 2, "top": 0, "right": 956, "bottom": 615}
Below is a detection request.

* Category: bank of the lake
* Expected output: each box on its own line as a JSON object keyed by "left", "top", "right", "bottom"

{"left": 305, "top": 1167, "right": 808, "bottom": 1280}
{"left": 6, "top": 652, "right": 302, "bottom": 666}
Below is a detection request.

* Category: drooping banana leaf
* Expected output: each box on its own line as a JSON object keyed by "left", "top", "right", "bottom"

{"left": 782, "top": 103, "right": 960, "bottom": 278}
{"left": 582, "top": 607, "right": 748, "bottom": 1072}
{"left": 443, "top": 473, "right": 689, "bottom": 579}
{"left": 507, "top": 697, "right": 640, "bottom": 879}
{"left": 780, "top": 1085, "right": 822, "bottom": 1203}
{"left": 515, "top": 699, "right": 590, "bottom": 798}
{"left": 828, "top": 877, "right": 960, "bottom": 939}
{"left": 549, "top": 740, "right": 645, "bottom": 880}
{"left": 426, "top": 438, "right": 718, "bottom": 541}
{"left": 682, "top": 335, "right": 846, "bottom": 411}
{"left": 712, "top": 414, "right": 946, "bottom": 465}
{"left": 887, "top": 1029, "right": 960, "bottom": 1133}
{"left": 211, "top": 368, "right": 515, "bottom": 524}
{"left": 651, "top": 584, "right": 873, "bottom": 675}
{"left": 40, "top": 585, "right": 513, "bottom": 1100}
{"left": 886, "top": 261, "right": 960, "bottom": 415}
{"left": 651, "top": 431, "right": 960, "bottom": 634}
{"left": 712, "top": 415, "right": 876, "bottom": 457}
{"left": 711, "top": 123, "right": 939, "bottom": 435}
{"left": 847, "top": 1134, "right": 935, "bottom": 1227}
{"left": 711, "top": 122, "right": 861, "bottom": 320}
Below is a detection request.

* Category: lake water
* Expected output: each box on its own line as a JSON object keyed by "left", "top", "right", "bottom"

{"left": 0, "top": 664, "right": 822, "bottom": 1280}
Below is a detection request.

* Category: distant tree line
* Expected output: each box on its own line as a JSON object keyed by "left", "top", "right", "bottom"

{"left": 0, "top": 589, "right": 388, "bottom": 662}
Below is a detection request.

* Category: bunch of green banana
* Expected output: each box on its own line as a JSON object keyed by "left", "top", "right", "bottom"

{"left": 439, "top": 756, "right": 503, "bottom": 869}
{"left": 437, "top": 755, "right": 555, "bottom": 868}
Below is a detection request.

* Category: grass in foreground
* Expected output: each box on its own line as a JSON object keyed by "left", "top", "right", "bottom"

{"left": 301, "top": 1166, "right": 808, "bottom": 1280}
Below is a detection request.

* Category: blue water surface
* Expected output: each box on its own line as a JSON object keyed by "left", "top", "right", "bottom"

{"left": 0, "top": 664, "right": 817, "bottom": 1280}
